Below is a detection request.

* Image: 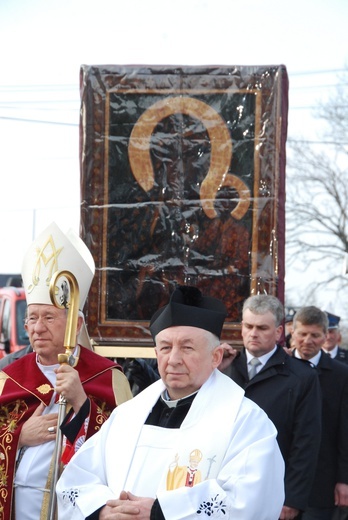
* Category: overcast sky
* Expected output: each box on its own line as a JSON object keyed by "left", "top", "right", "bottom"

{"left": 0, "top": 0, "right": 347, "bottom": 311}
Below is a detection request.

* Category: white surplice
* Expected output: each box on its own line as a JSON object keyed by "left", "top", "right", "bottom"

{"left": 57, "top": 369, "right": 284, "bottom": 520}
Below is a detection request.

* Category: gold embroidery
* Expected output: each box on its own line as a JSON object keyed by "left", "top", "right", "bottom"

{"left": 95, "top": 404, "right": 107, "bottom": 427}
{"left": 36, "top": 384, "right": 53, "bottom": 395}
{"left": 0, "top": 399, "right": 28, "bottom": 519}
{"left": 28, "top": 234, "right": 63, "bottom": 294}
{"left": 88, "top": 397, "right": 113, "bottom": 431}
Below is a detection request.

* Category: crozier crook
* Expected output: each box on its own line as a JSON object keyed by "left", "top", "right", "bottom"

{"left": 128, "top": 96, "right": 250, "bottom": 219}
{"left": 47, "top": 269, "right": 80, "bottom": 520}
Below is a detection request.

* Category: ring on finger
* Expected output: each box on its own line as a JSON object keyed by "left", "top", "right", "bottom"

{"left": 47, "top": 426, "right": 55, "bottom": 433}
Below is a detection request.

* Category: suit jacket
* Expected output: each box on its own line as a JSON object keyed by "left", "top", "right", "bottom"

{"left": 230, "top": 345, "right": 321, "bottom": 511}
{"left": 304, "top": 350, "right": 348, "bottom": 508}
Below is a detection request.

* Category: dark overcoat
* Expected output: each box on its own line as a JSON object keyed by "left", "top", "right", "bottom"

{"left": 334, "top": 347, "right": 348, "bottom": 365}
{"left": 304, "top": 351, "right": 348, "bottom": 508}
{"left": 230, "top": 345, "right": 321, "bottom": 512}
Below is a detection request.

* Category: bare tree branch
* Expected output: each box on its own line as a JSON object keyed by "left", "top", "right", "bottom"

{"left": 285, "top": 70, "right": 348, "bottom": 307}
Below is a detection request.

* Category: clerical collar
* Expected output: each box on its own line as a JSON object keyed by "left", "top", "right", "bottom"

{"left": 161, "top": 389, "right": 198, "bottom": 408}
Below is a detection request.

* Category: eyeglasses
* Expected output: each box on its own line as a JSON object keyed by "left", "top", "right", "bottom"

{"left": 25, "top": 315, "right": 64, "bottom": 328}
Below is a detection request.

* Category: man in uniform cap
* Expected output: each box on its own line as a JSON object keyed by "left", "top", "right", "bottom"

{"left": 57, "top": 285, "right": 285, "bottom": 520}
{"left": 323, "top": 312, "right": 348, "bottom": 364}
{"left": 322, "top": 312, "right": 348, "bottom": 520}
{"left": 0, "top": 222, "right": 132, "bottom": 520}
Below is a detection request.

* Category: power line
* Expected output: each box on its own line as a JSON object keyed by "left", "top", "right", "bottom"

{"left": 1, "top": 115, "right": 345, "bottom": 144}
{"left": 0, "top": 70, "right": 346, "bottom": 91}
{"left": 291, "top": 105, "right": 348, "bottom": 110}
{"left": 0, "top": 84, "right": 77, "bottom": 91}
{"left": 287, "top": 138, "right": 348, "bottom": 145}
{"left": 0, "top": 116, "right": 78, "bottom": 126}
{"left": 291, "top": 83, "right": 348, "bottom": 90}
{"left": 289, "top": 68, "right": 347, "bottom": 76}
{"left": 0, "top": 70, "right": 346, "bottom": 129}
{"left": 0, "top": 205, "right": 79, "bottom": 213}
{"left": 0, "top": 100, "right": 78, "bottom": 105}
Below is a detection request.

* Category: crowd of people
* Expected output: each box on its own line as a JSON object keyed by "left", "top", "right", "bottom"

{"left": 220, "top": 298, "right": 348, "bottom": 520}
{"left": 0, "top": 221, "right": 347, "bottom": 520}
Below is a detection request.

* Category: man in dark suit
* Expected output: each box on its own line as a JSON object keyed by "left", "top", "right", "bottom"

{"left": 323, "top": 312, "right": 348, "bottom": 364}
{"left": 219, "top": 295, "right": 321, "bottom": 520}
{"left": 292, "top": 306, "right": 348, "bottom": 520}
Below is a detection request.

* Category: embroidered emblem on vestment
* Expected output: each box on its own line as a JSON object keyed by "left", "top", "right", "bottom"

{"left": 62, "top": 488, "right": 79, "bottom": 507}
{"left": 93, "top": 398, "right": 111, "bottom": 429}
{"left": 36, "top": 384, "right": 52, "bottom": 395}
{"left": 197, "top": 494, "right": 227, "bottom": 516}
{"left": 0, "top": 399, "right": 28, "bottom": 517}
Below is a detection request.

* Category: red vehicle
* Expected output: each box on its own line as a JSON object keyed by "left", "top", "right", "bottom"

{"left": 0, "top": 286, "right": 29, "bottom": 359}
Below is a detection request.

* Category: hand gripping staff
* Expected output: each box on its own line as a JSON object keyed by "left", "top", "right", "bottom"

{"left": 47, "top": 270, "right": 79, "bottom": 520}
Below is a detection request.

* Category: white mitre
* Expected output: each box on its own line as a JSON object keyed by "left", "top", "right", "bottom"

{"left": 21, "top": 222, "right": 95, "bottom": 349}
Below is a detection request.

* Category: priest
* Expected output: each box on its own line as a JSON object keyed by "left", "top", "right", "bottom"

{"left": 57, "top": 285, "right": 285, "bottom": 520}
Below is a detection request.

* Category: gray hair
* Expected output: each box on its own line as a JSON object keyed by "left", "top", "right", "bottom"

{"left": 242, "top": 295, "right": 284, "bottom": 327}
{"left": 205, "top": 331, "right": 220, "bottom": 350}
{"left": 293, "top": 306, "right": 328, "bottom": 333}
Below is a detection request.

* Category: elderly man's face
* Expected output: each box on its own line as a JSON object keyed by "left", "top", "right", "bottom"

{"left": 25, "top": 304, "right": 68, "bottom": 365}
{"left": 324, "top": 328, "right": 341, "bottom": 351}
{"left": 154, "top": 326, "right": 223, "bottom": 400}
